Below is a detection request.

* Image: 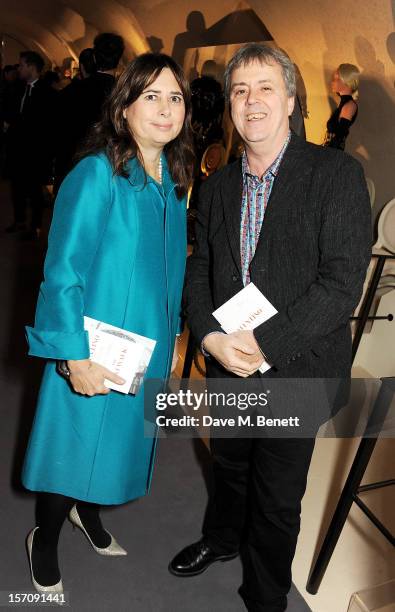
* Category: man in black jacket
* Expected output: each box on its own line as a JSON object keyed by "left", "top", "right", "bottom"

{"left": 169, "top": 44, "right": 371, "bottom": 611}
{"left": 54, "top": 33, "right": 124, "bottom": 192}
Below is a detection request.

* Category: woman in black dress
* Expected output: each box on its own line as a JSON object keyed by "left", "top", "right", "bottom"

{"left": 324, "top": 63, "right": 360, "bottom": 150}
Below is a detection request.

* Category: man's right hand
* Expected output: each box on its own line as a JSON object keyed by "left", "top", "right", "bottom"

{"left": 202, "top": 332, "right": 264, "bottom": 377}
{"left": 67, "top": 359, "right": 125, "bottom": 396}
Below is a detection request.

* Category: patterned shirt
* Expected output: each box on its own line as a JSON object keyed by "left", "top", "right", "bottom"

{"left": 240, "top": 131, "right": 291, "bottom": 285}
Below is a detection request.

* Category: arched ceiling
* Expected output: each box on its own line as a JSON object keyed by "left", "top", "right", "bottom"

{"left": 0, "top": 0, "right": 149, "bottom": 64}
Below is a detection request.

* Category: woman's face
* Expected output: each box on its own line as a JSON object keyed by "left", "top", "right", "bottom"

{"left": 331, "top": 70, "right": 346, "bottom": 94}
{"left": 123, "top": 68, "right": 186, "bottom": 150}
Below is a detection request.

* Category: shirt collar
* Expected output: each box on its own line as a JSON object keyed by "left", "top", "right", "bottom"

{"left": 242, "top": 129, "right": 291, "bottom": 182}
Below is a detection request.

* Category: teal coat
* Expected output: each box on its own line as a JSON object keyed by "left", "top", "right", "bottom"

{"left": 22, "top": 153, "right": 187, "bottom": 504}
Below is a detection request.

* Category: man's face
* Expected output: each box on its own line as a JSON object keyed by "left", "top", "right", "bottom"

{"left": 18, "top": 58, "right": 32, "bottom": 82}
{"left": 229, "top": 59, "right": 294, "bottom": 148}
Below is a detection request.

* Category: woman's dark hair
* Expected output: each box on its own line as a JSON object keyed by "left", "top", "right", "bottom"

{"left": 78, "top": 53, "right": 194, "bottom": 197}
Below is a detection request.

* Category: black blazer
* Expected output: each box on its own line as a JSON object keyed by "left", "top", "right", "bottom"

{"left": 55, "top": 73, "right": 115, "bottom": 186}
{"left": 7, "top": 79, "right": 57, "bottom": 181}
{"left": 184, "top": 133, "right": 372, "bottom": 379}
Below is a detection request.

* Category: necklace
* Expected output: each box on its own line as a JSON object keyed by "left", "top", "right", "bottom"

{"left": 158, "top": 157, "right": 162, "bottom": 185}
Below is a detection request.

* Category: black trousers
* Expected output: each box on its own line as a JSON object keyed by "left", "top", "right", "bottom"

{"left": 203, "top": 436, "right": 315, "bottom": 612}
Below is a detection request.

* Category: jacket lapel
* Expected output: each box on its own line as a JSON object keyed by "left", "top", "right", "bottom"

{"left": 221, "top": 160, "right": 243, "bottom": 276}
{"left": 219, "top": 134, "right": 310, "bottom": 277}
{"left": 250, "top": 133, "right": 309, "bottom": 266}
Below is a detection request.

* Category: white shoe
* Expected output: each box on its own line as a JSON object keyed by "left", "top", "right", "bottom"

{"left": 26, "top": 528, "right": 63, "bottom": 594}
{"left": 68, "top": 505, "right": 127, "bottom": 556}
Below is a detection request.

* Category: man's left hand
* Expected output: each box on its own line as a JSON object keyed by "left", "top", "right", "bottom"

{"left": 233, "top": 330, "right": 266, "bottom": 374}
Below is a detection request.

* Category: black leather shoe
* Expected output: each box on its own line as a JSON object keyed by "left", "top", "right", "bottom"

{"left": 168, "top": 539, "right": 238, "bottom": 577}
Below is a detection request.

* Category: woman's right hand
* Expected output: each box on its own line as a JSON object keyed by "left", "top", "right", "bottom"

{"left": 67, "top": 359, "right": 125, "bottom": 396}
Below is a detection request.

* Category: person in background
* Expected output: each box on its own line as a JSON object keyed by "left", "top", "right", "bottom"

{"left": 22, "top": 52, "right": 193, "bottom": 596}
{"left": 42, "top": 71, "right": 60, "bottom": 90}
{"left": 1, "top": 64, "right": 21, "bottom": 127}
{"left": 5, "top": 51, "right": 57, "bottom": 239}
{"left": 78, "top": 48, "right": 96, "bottom": 80}
{"left": 190, "top": 62, "right": 225, "bottom": 163}
{"left": 53, "top": 47, "right": 96, "bottom": 194}
{"left": 0, "top": 65, "right": 23, "bottom": 176}
{"left": 78, "top": 33, "right": 125, "bottom": 127}
{"left": 54, "top": 34, "right": 124, "bottom": 193}
{"left": 324, "top": 63, "right": 360, "bottom": 150}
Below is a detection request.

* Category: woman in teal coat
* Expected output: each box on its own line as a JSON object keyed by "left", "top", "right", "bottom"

{"left": 22, "top": 53, "right": 194, "bottom": 595}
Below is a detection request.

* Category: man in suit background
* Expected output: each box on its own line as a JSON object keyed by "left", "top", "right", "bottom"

{"left": 0, "top": 65, "right": 22, "bottom": 177}
{"left": 54, "top": 33, "right": 124, "bottom": 193}
{"left": 6, "top": 51, "right": 57, "bottom": 239}
{"left": 169, "top": 44, "right": 371, "bottom": 611}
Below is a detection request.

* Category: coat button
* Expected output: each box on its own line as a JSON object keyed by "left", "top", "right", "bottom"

{"left": 232, "top": 274, "right": 239, "bottom": 282}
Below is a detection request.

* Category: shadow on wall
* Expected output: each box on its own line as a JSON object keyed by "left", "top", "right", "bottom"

{"left": 171, "top": 11, "right": 208, "bottom": 69}
{"left": 146, "top": 36, "right": 163, "bottom": 54}
{"left": 170, "top": 9, "right": 273, "bottom": 72}
{"left": 386, "top": 0, "right": 395, "bottom": 97}
{"left": 349, "top": 35, "right": 395, "bottom": 222}
{"left": 386, "top": 32, "right": 395, "bottom": 88}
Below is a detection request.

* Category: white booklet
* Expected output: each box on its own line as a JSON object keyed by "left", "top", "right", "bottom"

{"left": 84, "top": 316, "right": 156, "bottom": 395}
{"left": 212, "top": 283, "right": 277, "bottom": 374}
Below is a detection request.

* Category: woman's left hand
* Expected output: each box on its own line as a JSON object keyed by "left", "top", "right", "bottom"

{"left": 171, "top": 339, "right": 180, "bottom": 373}
{"left": 67, "top": 359, "right": 125, "bottom": 395}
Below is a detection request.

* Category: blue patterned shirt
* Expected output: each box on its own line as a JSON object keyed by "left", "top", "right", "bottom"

{"left": 240, "top": 131, "right": 291, "bottom": 285}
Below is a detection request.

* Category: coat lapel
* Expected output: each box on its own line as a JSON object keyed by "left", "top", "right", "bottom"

{"left": 221, "top": 160, "right": 243, "bottom": 276}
